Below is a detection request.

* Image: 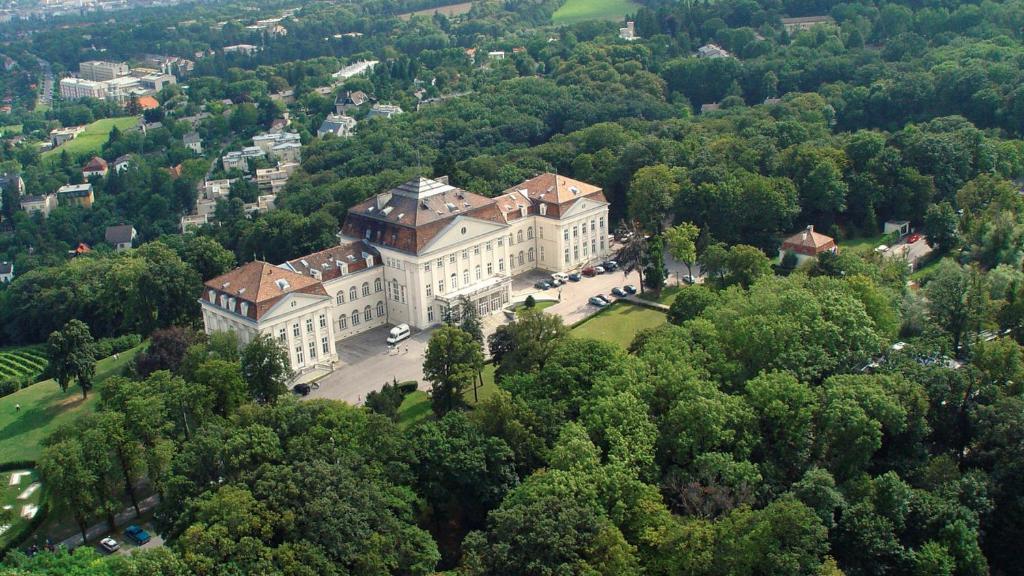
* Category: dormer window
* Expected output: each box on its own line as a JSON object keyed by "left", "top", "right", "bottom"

{"left": 240, "top": 302, "right": 249, "bottom": 316}
{"left": 219, "top": 294, "right": 227, "bottom": 307}
{"left": 539, "top": 204, "right": 547, "bottom": 216}
{"left": 519, "top": 206, "right": 527, "bottom": 218}
{"left": 208, "top": 289, "right": 216, "bottom": 302}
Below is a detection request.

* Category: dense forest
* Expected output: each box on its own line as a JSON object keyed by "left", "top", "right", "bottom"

{"left": 0, "top": 0, "right": 1024, "bottom": 573}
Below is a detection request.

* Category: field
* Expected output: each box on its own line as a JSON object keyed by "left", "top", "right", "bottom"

{"left": 398, "top": 1, "right": 473, "bottom": 20}
{"left": 0, "top": 346, "right": 47, "bottom": 384}
{"left": 552, "top": 0, "right": 639, "bottom": 25}
{"left": 0, "top": 469, "right": 43, "bottom": 548}
{"left": 0, "top": 345, "right": 142, "bottom": 464}
{"left": 571, "top": 302, "right": 667, "bottom": 348}
{"left": 0, "top": 125, "right": 20, "bottom": 136}
{"left": 41, "top": 116, "right": 138, "bottom": 161}
{"left": 639, "top": 285, "right": 684, "bottom": 306}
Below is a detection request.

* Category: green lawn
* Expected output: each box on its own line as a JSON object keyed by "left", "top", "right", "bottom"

{"left": 571, "top": 302, "right": 667, "bottom": 348}
{"left": 510, "top": 300, "right": 557, "bottom": 313}
{"left": 552, "top": 0, "right": 639, "bottom": 24}
{"left": 0, "top": 468, "right": 42, "bottom": 547}
{"left": 638, "top": 285, "right": 683, "bottom": 306}
{"left": 0, "top": 125, "right": 21, "bottom": 136}
{"left": 841, "top": 233, "right": 892, "bottom": 255}
{"left": 41, "top": 116, "right": 139, "bottom": 161}
{"left": 396, "top": 363, "right": 500, "bottom": 429}
{"left": 0, "top": 345, "right": 143, "bottom": 464}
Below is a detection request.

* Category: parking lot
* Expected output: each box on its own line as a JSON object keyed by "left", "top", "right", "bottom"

{"left": 308, "top": 263, "right": 651, "bottom": 405}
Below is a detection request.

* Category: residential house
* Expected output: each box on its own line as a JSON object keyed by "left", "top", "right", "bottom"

{"left": 20, "top": 193, "right": 57, "bottom": 217}
{"left": 780, "top": 15, "right": 835, "bottom": 33}
{"left": 317, "top": 113, "right": 357, "bottom": 138}
{"left": 884, "top": 220, "right": 910, "bottom": 238}
{"left": 183, "top": 132, "right": 202, "bottom": 154}
{"left": 113, "top": 154, "right": 132, "bottom": 173}
{"left": 367, "top": 104, "right": 403, "bottom": 119}
{"left": 700, "top": 102, "right": 721, "bottom": 114}
{"left": 105, "top": 224, "right": 137, "bottom": 251}
{"left": 82, "top": 156, "right": 109, "bottom": 179}
{"left": 697, "top": 43, "right": 732, "bottom": 58}
{"left": 778, "top": 225, "right": 837, "bottom": 265}
{"left": 619, "top": 21, "right": 639, "bottom": 40}
{"left": 223, "top": 44, "right": 259, "bottom": 55}
{"left": 335, "top": 90, "right": 369, "bottom": 113}
{"left": 50, "top": 125, "right": 86, "bottom": 147}
{"left": 0, "top": 261, "right": 12, "bottom": 283}
{"left": 0, "top": 173, "right": 25, "bottom": 207}
{"left": 56, "top": 183, "right": 95, "bottom": 209}
{"left": 255, "top": 162, "right": 298, "bottom": 195}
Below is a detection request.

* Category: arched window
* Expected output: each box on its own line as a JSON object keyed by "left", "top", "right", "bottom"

{"left": 363, "top": 305, "right": 372, "bottom": 321}
{"left": 361, "top": 282, "right": 370, "bottom": 297}
{"left": 518, "top": 251, "right": 524, "bottom": 265}
{"left": 336, "top": 293, "right": 344, "bottom": 305}
{"left": 351, "top": 309, "right": 360, "bottom": 326}
{"left": 374, "top": 278, "right": 382, "bottom": 292}
{"left": 527, "top": 227, "right": 534, "bottom": 239}
{"left": 349, "top": 286, "right": 357, "bottom": 301}
{"left": 376, "top": 301, "right": 385, "bottom": 317}
{"left": 475, "top": 265, "right": 481, "bottom": 280}
{"left": 450, "top": 272, "right": 457, "bottom": 289}
{"left": 528, "top": 248, "right": 535, "bottom": 262}
{"left": 517, "top": 230, "right": 523, "bottom": 243}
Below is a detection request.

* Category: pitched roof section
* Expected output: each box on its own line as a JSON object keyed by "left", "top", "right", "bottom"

{"left": 506, "top": 173, "right": 605, "bottom": 205}
{"left": 82, "top": 156, "right": 107, "bottom": 172}
{"left": 204, "top": 261, "right": 327, "bottom": 320}
{"left": 780, "top": 225, "right": 837, "bottom": 256}
{"left": 104, "top": 224, "right": 135, "bottom": 245}
{"left": 281, "top": 241, "right": 381, "bottom": 282}
{"left": 342, "top": 177, "right": 503, "bottom": 254}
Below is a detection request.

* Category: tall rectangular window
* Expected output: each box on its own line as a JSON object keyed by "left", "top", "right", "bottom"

{"left": 295, "top": 346, "right": 304, "bottom": 366}
{"left": 293, "top": 323, "right": 300, "bottom": 337}
{"left": 309, "top": 341, "right": 317, "bottom": 359}
{"left": 322, "top": 337, "right": 329, "bottom": 355}
{"left": 278, "top": 328, "right": 286, "bottom": 343}
{"left": 426, "top": 283, "right": 433, "bottom": 297}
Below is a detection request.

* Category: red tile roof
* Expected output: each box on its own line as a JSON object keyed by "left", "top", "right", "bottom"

{"left": 203, "top": 261, "right": 328, "bottom": 320}
{"left": 780, "top": 225, "right": 836, "bottom": 256}
{"left": 282, "top": 241, "right": 381, "bottom": 282}
{"left": 82, "top": 156, "right": 107, "bottom": 172}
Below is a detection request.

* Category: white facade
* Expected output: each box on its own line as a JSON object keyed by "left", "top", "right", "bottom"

{"left": 60, "top": 77, "right": 107, "bottom": 100}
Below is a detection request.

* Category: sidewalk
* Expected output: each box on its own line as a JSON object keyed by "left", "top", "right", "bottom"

{"left": 59, "top": 494, "right": 159, "bottom": 549}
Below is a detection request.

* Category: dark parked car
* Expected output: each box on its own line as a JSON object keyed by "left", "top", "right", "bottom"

{"left": 124, "top": 525, "right": 151, "bottom": 545}
{"left": 623, "top": 284, "right": 638, "bottom": 294}
{"left": 588, "top": 296, "right": 608, "bottom": 307}
{"left": 582, "top": 267, "right": 597, "bottom": 277}
{"left": 596, "top": 294, "right": 612, "bottom": 304}
{"left": 611, "top": 287, "right": 626, "bottom": 297}
{"left": 568, "top": 272, "right": 582, "bottom": 282}
{"left": 602, "top": 260, "right": 619, "bottom": 271}
{"left": 292, "top": 383, "right": 311, "bottom": 396}
{"left": 534, "top": 280, "right": 552, "bottom": 290}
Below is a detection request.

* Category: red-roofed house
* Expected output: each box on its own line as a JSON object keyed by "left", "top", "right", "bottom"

{"left": 82, "top": 156, "right": 108, "bottom": 179}
{"left": 779, "top": 225, "right": 837, "bottom": 264}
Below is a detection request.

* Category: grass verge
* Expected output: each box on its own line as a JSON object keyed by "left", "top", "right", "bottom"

{"left": 552, "top": 0, "right": 638, "bottom": 25}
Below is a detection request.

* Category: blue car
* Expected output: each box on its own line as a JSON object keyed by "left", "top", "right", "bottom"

{"left": 124, "top": 525, "right": 151, "bottom": 545}
{"left": 568, "top": 273, "right": 582, "bottom": 282}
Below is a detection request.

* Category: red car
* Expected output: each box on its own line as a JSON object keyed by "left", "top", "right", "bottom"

{"left": 581, "top": 267, "right": 597, "bottom": 277}
{"left": 906, "top": 233, "right": 922, "bottom": 243}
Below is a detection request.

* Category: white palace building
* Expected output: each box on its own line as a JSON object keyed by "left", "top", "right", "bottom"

{"left": 200, "top": 173, "right": 611, "bottom": 380}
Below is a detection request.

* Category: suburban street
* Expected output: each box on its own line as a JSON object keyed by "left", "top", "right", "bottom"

{"left": 307, "top": 264, "right": 649, "bottom": 405}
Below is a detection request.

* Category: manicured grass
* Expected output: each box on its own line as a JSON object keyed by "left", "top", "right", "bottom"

{"left": 552, "top": 0, "right": 639, "bottom": 24}
{"left": 397, "top": 391, "right": 431, "bottom": 430}
{"left": 510, "top": 300, "right": 557, "bottom": 313}
{"left": 0, "top": 345, "right": 143, "bottom": 464}
{"left": 0, "top": 346, "right": 48, "bottom": 383}
{"left": 638, "top": 285, "right": 684, "bottom": 306}
{"left": 571, "top": 302, "right": 667, "bottom": 348}
{"left": 0, "top": 468, "right": 42, "bottom": 547}
{"left": 841, "top": 233, "right": 891, "bottom": 255}
{"left": 41, "top": 116, "right": 139, "bottom": 161}
{"left": 396, "top": 364, "right": 500, "bottom": 429}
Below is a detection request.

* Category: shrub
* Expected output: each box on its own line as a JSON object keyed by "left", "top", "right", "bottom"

{"left": 397, "top": 380, "right": 418, "bottom": 394}
{"left": 366, "top": 380, "right": 417, "bottom": 421}
{"left": 524, "top": 295, "right": 536, "bottom": 308}
{"left": 93, "top": 334, "right": 142, "bottom": 358}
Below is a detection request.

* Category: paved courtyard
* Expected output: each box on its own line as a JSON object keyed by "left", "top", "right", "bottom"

{"left": 307, "top": 264, "right": 654, "bottom": 405}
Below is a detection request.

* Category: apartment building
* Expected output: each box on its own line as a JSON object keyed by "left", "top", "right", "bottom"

{"left": 59, "top": 77, "right": 107, "bottom": 100}
{"left": 79, "top": 60, "right": 129, "bottom": 81}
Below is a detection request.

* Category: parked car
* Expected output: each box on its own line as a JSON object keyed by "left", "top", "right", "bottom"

{"left": 611, "top": 287, "right": 626, "bottom": 297}
{"left": 602, "top": 260, "right": 619, "bottom": 271}
{"left": 124, "top": 525, "right": 151, "bottom": 545}
{"left": 568, "top": 272, "right": 582, "bottom": 282}
{"left": 682, "top": 274, "right": 697, "bottom": 285}
{"left": 534, "top": 280, "right": 552, "bottom": 290}
{"left": 594, "top": 265, "right": 606, "bottom": 274}
{"left": 596, "top": 294, "right": 612, "bottom": 304}
{"left": 623, "top": 284, "right": 638, "bottom": 294}
{"left": 906, "top": 233, "right": 922, "bottom": 243}
{"left": 551, "top": 272, "right": 569, "bottom": 284}
{"left": 100, "top": 538, "right": 120, "bottom": 554}
{"left": 588, "top": 296, "right": 608, "bottom": 307}
{"left": 582, "top": 267, "right": 597, "bottom": 277}
{"left": 292, "top": 383, "right": 311, "bottom": 396}
{"left": 550, "top": 277, "right": 564, "bottom": 287}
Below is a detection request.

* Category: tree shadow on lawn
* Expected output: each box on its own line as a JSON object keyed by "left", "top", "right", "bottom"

{"left": 0, "top": 389, "right": 88, "bottom": 446}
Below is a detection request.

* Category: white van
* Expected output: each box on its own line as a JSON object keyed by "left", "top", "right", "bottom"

{"left": 386, "top": 323, "right": 410, "bottom": 345}
{"left": 551, "top": 272, "right": 569, "bottom": 284}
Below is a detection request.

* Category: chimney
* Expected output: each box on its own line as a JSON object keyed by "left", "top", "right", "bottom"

{"left": 375, "top": 192, "right": 392, "bottom": 210}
